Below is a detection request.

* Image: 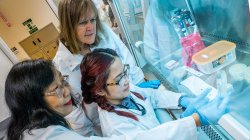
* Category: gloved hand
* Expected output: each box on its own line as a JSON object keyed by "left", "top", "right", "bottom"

{"left": 137, "top": 80, "right": 161, "bottom": 89}
{"left": 197, "top": 94, "right": 230, "bottom": 125}
{"left": 180, "top": 88, "right": 212, "bottom": 108}
{"left": 180, "top": 88, "right": 211, "bottom": 118}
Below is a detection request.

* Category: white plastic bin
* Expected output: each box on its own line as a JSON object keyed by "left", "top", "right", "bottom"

{"left": 192, "top": 40, "right": 236, "bottom": 74}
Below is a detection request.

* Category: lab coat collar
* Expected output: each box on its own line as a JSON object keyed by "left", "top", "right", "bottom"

{"left": 54, "top": 42, "right": 82, "bottom": 72}
{"left": 64, "top": 106, "right": 85, "bottom": 130}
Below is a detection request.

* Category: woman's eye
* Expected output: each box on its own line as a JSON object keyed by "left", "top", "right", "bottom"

{"left": 79, "top": 21, "right": 88, "bottom": 25}
{"left": 90, "top": 18, "right": 96, "bottom": 23}
{"left": 116, "top": 73, "right": 125, "bottom": 82}
{"left": 52, "top": 86, "right": 59, "bottom": 92}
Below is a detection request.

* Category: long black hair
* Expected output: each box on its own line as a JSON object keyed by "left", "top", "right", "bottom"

{"left": 5, "top": 59, "right": 70, "bottom": 140}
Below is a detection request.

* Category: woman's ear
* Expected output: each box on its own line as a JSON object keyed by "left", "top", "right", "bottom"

{"left": 96, "top": 90, "right": 106, "bottom": 96}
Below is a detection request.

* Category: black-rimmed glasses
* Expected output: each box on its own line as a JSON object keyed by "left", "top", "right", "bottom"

{"left": 106, "top": 64, "right": 130, "bottom": 86}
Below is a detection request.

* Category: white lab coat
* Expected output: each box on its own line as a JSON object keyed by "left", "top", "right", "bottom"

{"left": 53, "top": 23, "right": 144, "bottom": 136}
{"left": 12, "top": 84, "right": 197, "bottom": 140}
{"left": 53, "top": 44, "right": 101, "bottom": 136}
{"left": 64, "top": 106, "right": 100, "bottom": 136}
{"left": 21, "top": 125, "right": 122, "bottom": 140}
{"left": 21, "top": 121, "right": 197, "bottom": 140}
{"left": 99, "top": 84, "right": 197, "bottom": 139}
{"left": 143, "top": 0, "right": 181, "bottom": 72}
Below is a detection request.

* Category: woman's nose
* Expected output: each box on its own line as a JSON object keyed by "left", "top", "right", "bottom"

{"left": 85, "top": 21, "right": 94, "bottom": 29}
{"left": 124, "top": 76, "right": 130, "bottom": 84}
{"left": 62, "top": 87, "right": 71, "bottom": 98}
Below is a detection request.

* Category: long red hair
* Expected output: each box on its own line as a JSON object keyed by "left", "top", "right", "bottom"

{"left": 80, "top": 48, "right": 141, "bottom": 121}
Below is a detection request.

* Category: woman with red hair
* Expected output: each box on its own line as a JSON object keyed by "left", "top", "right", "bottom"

{"left": 80, "top": 48, "right": 229, "bottom": 139}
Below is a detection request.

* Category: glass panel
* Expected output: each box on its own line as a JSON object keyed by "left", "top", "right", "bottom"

{"left": 116, "top": 0, "right": 144, "bottom": 43}
{"left": 229, "top": 88, "right": 250, "bottom": 130}
{"left": 111, "top": 0, "right": 148, "bottom": 68}
{"left": 112, "top": 0, "right": 190, "bottom": 71}
{"left": 188, "top": 0, "right": 250, "bottom": 65}
{"left": 188, "top": 0, "right": 250, "bottom": 132}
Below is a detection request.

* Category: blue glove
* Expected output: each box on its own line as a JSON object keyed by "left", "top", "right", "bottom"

{"left": 197, "top": 94, "right": 230, "bottom": 125}
{"left": 180, "top": 88, "right": 211, "bottom": 118}
{"left": 137, "top": 80, "right": 161, "bottom": 89}
{"left": 180, "top": 88, "right": 212, "bottom": 108}
{"left": 179, "top": 96, "right": 195, "bottom": 109}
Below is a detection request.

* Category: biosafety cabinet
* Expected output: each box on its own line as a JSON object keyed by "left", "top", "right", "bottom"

{"left": 109, "top": 0, "right": 250, "bottom": 139}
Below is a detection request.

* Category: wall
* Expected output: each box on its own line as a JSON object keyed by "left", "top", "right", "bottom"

{"left": 0, "top": 38, "right": 18, "bottom": 123}
{"left": 0, "top": 49, "right": 13, "bottom": 122}
{"left": 0, "top": 0, "right": 59, "bottom": 122}
{"left": 0, "top": 0, "right": 59, "bottom": 60}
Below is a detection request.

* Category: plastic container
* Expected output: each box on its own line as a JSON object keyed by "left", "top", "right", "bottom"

{"left": 192, "top": 40, "right": 236, "bottom": 74}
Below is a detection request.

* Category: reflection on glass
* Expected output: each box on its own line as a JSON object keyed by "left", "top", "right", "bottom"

{"left": 189, "top": 0, "right": 250, "bottom": 51}
{"left": 229, "top": 86, "right": 250, "bottom": 130}
{"left": 118, "top": 0, "right": 144, "bottom": 42}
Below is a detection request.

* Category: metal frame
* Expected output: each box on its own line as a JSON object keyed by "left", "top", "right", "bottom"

{"left": 46, "top": 0, "right": 59, "bottom": 18}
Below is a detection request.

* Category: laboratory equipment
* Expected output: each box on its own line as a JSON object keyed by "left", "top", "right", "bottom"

{"left": 192, "top": 40, "right": 236, "bottom": 74}
{"left": 170, "top": 9, "right": 205, "bottom": 68}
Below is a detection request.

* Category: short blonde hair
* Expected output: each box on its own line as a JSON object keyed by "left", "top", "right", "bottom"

{"left": 58, "top": 0, "right": 103, "bottom": 54}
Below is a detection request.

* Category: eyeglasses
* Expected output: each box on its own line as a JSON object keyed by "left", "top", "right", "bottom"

{"left": 78, "top": 17, "right": 96, "bottom": 26}
{"left": 44, "top": 75, "right": 69, "bottom": 97}
{"left": 106, "top": 64, "right": 130, "bottom": 86}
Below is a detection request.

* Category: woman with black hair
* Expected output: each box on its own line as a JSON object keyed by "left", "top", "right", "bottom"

{"left": 4, "top": 59, "right": 81, "bottom": 139}
{"left": 5, "top": 59, "right": 106, "bottom": 140}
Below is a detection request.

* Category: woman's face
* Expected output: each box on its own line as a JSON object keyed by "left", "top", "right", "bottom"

{"left": 43, "top": 70, "right": 73, "bottom": 116}
{"left": 100, "top": 58, "right": 131, "bottom": 105}
{"left": 75, "top": 11, "right": 97, "bottom": 45}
